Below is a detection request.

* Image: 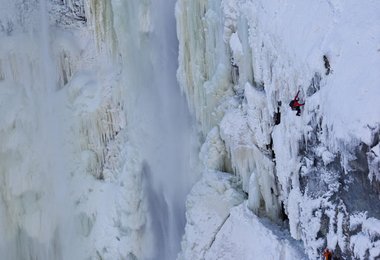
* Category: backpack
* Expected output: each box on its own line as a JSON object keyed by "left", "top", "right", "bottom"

{"left": 289, "top": 100, "right": 295, "bottom": 109}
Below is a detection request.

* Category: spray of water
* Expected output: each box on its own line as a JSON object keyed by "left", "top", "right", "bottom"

{"left": 0, "top": 1, "right": 74, "bottom": 258}
{"left": 111, "top": 0, "right": 198, "bottom": 258}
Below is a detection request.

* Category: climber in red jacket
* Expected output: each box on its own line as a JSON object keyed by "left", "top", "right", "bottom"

{"left": 289, "top": 90, "right": 304, "bottom": 116}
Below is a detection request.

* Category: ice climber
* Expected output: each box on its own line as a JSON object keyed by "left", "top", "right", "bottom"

{"left": 289, "top": 90, "right": 304, "bottom": 116}
{"left": 323, "top": 248, "right": 332, "bottom": 260}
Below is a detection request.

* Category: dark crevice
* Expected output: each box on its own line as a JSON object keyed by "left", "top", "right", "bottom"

{"left": 323, "top": 55, "right": 331, "bottom": 75}
{"left": 307, "top": 72, "right": 322, "bottom": 97}
{"left": 280, "top": 202, "right": 289, "bottom": 222}
{"left": 230, "top": 58, "right": 239, "bottom": 85}
{"left": 274, "top": 101, "right": 281, "bottom": 125}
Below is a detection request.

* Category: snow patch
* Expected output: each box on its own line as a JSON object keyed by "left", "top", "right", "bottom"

{"left": 179, "top": 170, "right": 245, "bottom": 260}
{"left": 205, "top": 203, "right": 307, "bottom": 260}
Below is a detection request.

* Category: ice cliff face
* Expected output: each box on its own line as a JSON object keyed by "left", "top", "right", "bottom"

{"left": 0, "top": 0, "right": 195, "bottom": 259}
{"left": 0, "top": 0, "right": 129, "bottom": 258}
{"left": 1, "top": 0, "right": 379, "bottom": 259}
{"left": 176, "top": 0, "right": 380, "bottom": 259}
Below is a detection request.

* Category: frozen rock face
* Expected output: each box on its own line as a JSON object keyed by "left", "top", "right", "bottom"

{"left": 176, "top": 0, "right": 380, "bottom": 259}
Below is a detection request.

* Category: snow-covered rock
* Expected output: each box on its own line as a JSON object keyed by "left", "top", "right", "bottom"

{"left": 205, "top": 203, "right": 307, "bottom": 260}
{"left": 179, "top": 170, "right": 245, "bottom": 260}
{"left": 176, "top": 0, "right": 380, "bottom": 259}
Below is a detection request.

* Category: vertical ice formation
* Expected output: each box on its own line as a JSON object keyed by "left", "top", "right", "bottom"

{"left": 176, "top": 0, "right": 233, "bottom": 135}
{"left": 85, "top": 0, "right": 117, "bottom": 55}
{"left": 88, "top": 0, "right": 197, "bottom": 259}
{"left": 176, "top": 0, "right": 380, "bottom": 259}
{"left": 1, "top": 0, "right": 196, "bottom": 259}
{"left": 176, "top": 0, "right": 282, "bottom": 223}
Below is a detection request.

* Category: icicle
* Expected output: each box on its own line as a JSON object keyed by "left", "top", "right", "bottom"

{"left": 85, "top": 0, "right": 117, "bottom": 57}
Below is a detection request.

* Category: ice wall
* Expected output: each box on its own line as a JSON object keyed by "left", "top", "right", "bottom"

{"left": 0, "top": 0, "right": 196, "bottom": 259}
{"left": 176, "top": 0, "right": 380, "bottom": 259}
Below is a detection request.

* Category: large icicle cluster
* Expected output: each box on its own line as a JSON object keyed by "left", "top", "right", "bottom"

{"left": 176, "top": 0, "right": 380, "bottom": 259}
{"left": 176, "top": 0, "right": 233, "bottom": 135}
{"left": 0, "top": 0, "right": 148, "bottom": 259}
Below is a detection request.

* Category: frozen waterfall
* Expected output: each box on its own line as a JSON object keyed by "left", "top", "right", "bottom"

{"left": 0, "top": 0, "right": 75, "bottom": 259}
{"left": 0, "top": 0, "right": 197, "bottom": 259}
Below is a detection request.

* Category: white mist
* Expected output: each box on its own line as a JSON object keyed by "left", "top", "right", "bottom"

{"left": 0, "top": 0, "right": 75, "bottom": 259}
{"left": 113, "top": 0, "right": 198, "bottom": 258}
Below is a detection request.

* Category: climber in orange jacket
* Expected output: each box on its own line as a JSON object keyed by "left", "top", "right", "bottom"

{"left": 323, "top": 248, "right": 332, "bottom": 260}
{"left": 289, "top": 90, "right": 304, "bottom": 116}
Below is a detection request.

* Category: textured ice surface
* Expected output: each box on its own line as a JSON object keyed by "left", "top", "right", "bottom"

{"left": 0, "top": 0, "right": 196, "bottom": 259}
{"left": 176, "top": 0, "right": 380, "bottom": 259}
